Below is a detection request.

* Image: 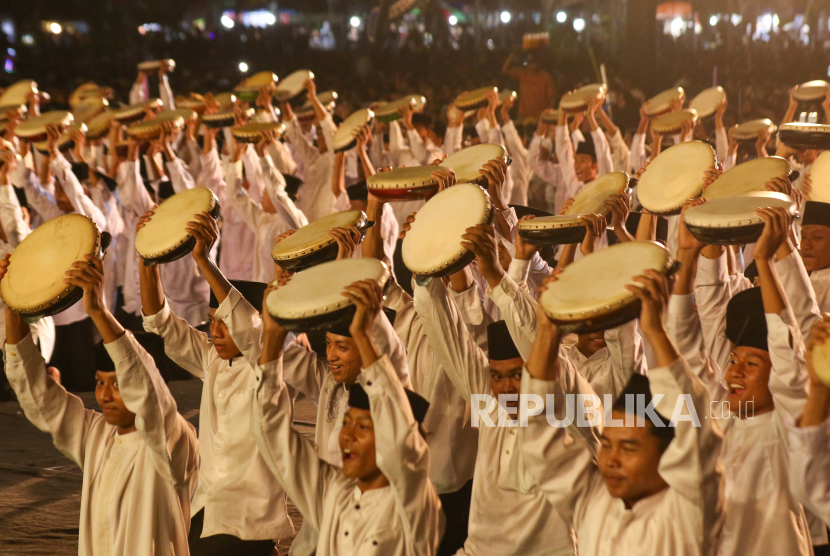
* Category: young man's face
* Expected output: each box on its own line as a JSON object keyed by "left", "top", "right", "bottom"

{"left": 489, "top": 357, "right": 524, "bottom": 410}
{"left": 95, "top": 371, "right": 137, "bottom": 430}
{"left": 576, "top": 332, "right": 607, "bottom": 358}
{"left": 326, "top": 332, "right": 362, "bottom": 384}
{"left": 209, "top": 309, "right": 242, "bottom": 360}
{"left": 800, "top": 225, "right": 830, "bottom": 272}
{"left": 339, "top": 406, "right": 381, "bottom": 480}
{"left": 598, "top": 410, "right": 669, "bottom": 508}
{"left": 725, "top": 346, "right": 773, "bottom": 416}
{"left": 54, "top": 182, "right": 75, "bottom": 213}
{"left": 574, "top": 154, "right": 598, "bottom": 183}
{"left": 413, "top": 123, "right": 430, "bottom": 143}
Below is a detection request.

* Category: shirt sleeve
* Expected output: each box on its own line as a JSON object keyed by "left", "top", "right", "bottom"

{"left": 199, "top": 149, "right": 227, "bottom": 206}
{"left": 4, "top": 332, "right": 103, "bottom": 469}
{"left": 591, "top": 128, "right": 614, "bottom": 177}
{"left": 358, "top": 355, "right": 443, "bottom": 550}
{"left": 407, "top": 129, "right": 429, "bottom": 164}
{"left": 474, "top": 119, "right": 490, "bottom": 146}
{"left": 774, "top": 250, "right": 821, "bottom": 340}
{"left": 607, "top": 129, "right": 631, "bottom": 173}
{"left": 165, "top": 158, "right": 196, "bottom": 193}
{"left": 23, "top": 177, "right": 64, "bottom": 222}
{"left": 785, "top": 415, "right": 830, "bottom": 527}
{"left": 159, "top": 75, "right": 175, "bottom": 111}
{"left": 412, "top": 277, "right": 490, "bottom": 401}
{"left": 629, "top": 132, "right": 647, "bottom": 173}
{"left": 0, "top": 183, "right": 30, "bottom": 247}
{"left": 555, "top": 125, "right": 580, "bottom": 201}
{"left": 285, "top": 120, "right": 319, "bottom": 167}
{"left": 109, "top": 331, "right": 197, "bottom": 486}
{"left": 129, "top": 78, "right": 147, "bottom": 105}
{"left": 142, "top": 299, "right": 210, "bottom": 379}
{"left": 715, "top": 126, "right": 729, "bottom": 165}
{"left": 601, "top": 319, "right": 647, "bottom": 401}
{"left": 51, "top": 154, "right": 108, "bottom": 230}
{"left": 223, "top": 159, "right": 263, "bottom": 232}
{"left": 444, "top": 125, "right": 463, "bottom": 157}
{"left": 251, "top": 355, "right": 342, "bottom": 531}
{"left": 766, "top": 311, "right": 810, "bottom": 422}
{"left": 694, "top": 252, "right": 738, "bottom": 374}
{"left": 526, "top": 133, "right": 560, "bottom": 184}
{"left": 260, "top": 154, "right": 307, "bottom": 229}
{"left": 215, "top": 286, "right": 263, "bottom": 369}
{"left": 487, "top": 273, "right": 538, "bottom": 361}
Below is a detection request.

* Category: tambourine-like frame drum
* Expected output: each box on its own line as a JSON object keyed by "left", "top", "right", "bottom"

{"left": 683, "top": 192, "right": 796, "bottom": 246}
{"left": 454, "top": 87, "right": 498, "bottom": 111}
{"left": 732, "top": 119, "right": 777, "bottom": 142}
{"left": 539, "top": 241, "right": 675, "bottom": 334}
{"left": 14, "top": 111, "right": 74, "bottom": 142}
{"left": 73, "top": 95, "right": 108, "bottom": 123}
{"left": 438, "top": 143, "right": 511, "bottom": 186}
{"left": 373, "top": 95, "right": 427, "bottom": 123}
{"left": 138, "top": 59, "right": 175, "bottom": 72}
{"left": 113, "top": 99, "right": 163, "bottom": 124}
{"left": 231, "top": 121, "right": 286, "bottom": 144}
{"left": 274, "top": 70, "right": 315, "bottom": 106}
{"left": 366, "top": 166, "right": 440, "bottom": 201}
{"left": 135, "top": 188, "right": 221, "bottom": 265}
{"left": 0, "top": 80, "right": 37, "bottom": 107}
{"left": 636, "top": 140, "right": 716, "bottom": 215}
{"left": 778, "top": 123, "right": 830, "bottom": 151}
{"left": 235, "top": 71, "right": 278, "bottom": 103}
{"left": 271, "top": 210, "right": 372, "bottom": 272}
{"left": 517, "top": 216, "right": 587, "bottom": 246}
{"left": 703, "top": 156, "right": 791, "bottom": 200}
{"left": 265, "top": 258, "right": 390, "bottom": 332}
{"left": 651, "top": 109, "right": 698, "bottom": 135}
{"left": 126, "top": 111, "right": 185, "bottom": 141}
{"left": 559, "top": 84, "right": 606, "bottom": 113}
{"left": 402, "top": 183, "right": 495, "bottom": 278}
{"left": 33, "top": 122, "right": 87, "bottom": 154}
{"left": 794, "top": 80, "right": 830, "bottom": 102}
{"left": 0, "top": 214, "right": 112, "bottom": 322}
{"left": 202, "top": 108, "right": 253, "bottom": 129}
{"left": 332, "top": 109, "right": 374, "bottom": 153}
{"left": 643, "top": 87, "right": 685, "bottom": 117}
{"left": 689, "top": 87, "right": 726, "bottom": 119}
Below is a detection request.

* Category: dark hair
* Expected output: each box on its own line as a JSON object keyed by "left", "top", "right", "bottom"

{"left": 611, "top": 374, "right": 675, "bottom": 451}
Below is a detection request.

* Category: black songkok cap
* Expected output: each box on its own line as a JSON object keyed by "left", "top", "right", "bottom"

{"left": 412, "top": 113, "right": 434, "bottom": 129}
{"left": 487, "top": 321, "right": 521, "bottom": 361}
{"left": 575, "top": 138, "right": 597, "bottom": 162}
{"left": 802, "top": 201, "right": 830, "bottom": 229}
{"left": 209, "top": 280, "right": 268, "bottom": 310}
{"left": 509, "top": 204, "right": 552, "bottom": 219}
{"left": 725, "top": 287, "right": 768, "bottom": 352}
{"left": 346, "top": 180, "right": 369, "bottom": 202}
{"left": 326, "top": 307, "right": 398, "bottom": 338}
{"left": 348, "top": 383, "right": 430, "bottom": 424}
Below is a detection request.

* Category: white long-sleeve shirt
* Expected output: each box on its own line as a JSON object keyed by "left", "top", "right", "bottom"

{"left": 521, "top": 355, "right": 723, "bottom": 556}
{"left": 252, "top": 354, "right": 443, "bottom": 556}
{"left": 809, "top": 267, "right": 830, "bottom": 314}
{"left": 413, "top": 277, "right": 576, "bottom": 556}
{"left": 285, "top": 116, "right": 336, "bottom": 222}
{"left": 129, "top": 74, "right": 175, "bottom": 110}
{"left": 785, "top": 412, "right": 830, "bottom": 528}
{"left": 526, "top": 134, "right": 566, "bottom": 214}
{"left": 5, "top": 331, "right": 199, "bottom": 556}
{"left": 142, "top": 293, "right": 295, "bottom": 541}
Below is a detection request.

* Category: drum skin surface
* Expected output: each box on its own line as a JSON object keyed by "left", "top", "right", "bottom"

{"left": 1, "top": 214, "right": 99, "bottom": 315}
{"left": 272, "top": 210, "right": 367, "bottom": 266}
{"left": 559, "top": 84, "right": 606, "bottom": 112}
{"left": 564, "top": 171, "right": 630, "bottom": 216}
{"left": 135, "top": 187, "right": 218, "bottom": 262}
{"left": 643, "top": 87, "right": 684, "bottom": 116}
{"left": 402, "top": 183, "right": 493, "bottom": 276}
{"left": 703, "top": 157, "right": 791, "bottom": 200}
{"left": 266, "top": 258, "right": 389, "bottom": 330}
{"left": 810, "top": 151, "right": 830, "bottom": 204}
{"left": 517, "top": 215, "right": 587, "bottom": 246}
{"left": 332, "top": 109, "right": 374, "bottom": 152}
{"left": 366, "top": 166, "right": 439, "bottom": 200}
{"left": 439, "top": 143, "right": 508, "bottom": 185}
{"left": 689, "top": 87, "right": 726, "bottom": 119}
{"left": 539, "top": 241, "right": 672, "bottom": 333}
{"left": 683, "top": 192, "right": 795, "bottom": 246}
{"left": 637, "top": 141, "right": 715, "bottom": 215}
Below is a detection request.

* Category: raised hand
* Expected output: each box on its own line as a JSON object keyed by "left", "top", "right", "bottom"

{"left": 754, "top": 206, "right": 793, "bottom": 261}
{"left": 431, "top": 168, "right": 456, "bottom": 192}
{"left": 343, "top": 279, "right": 383, "bottom": 338}
{"left": 515, "top": 215, "right": 540, "bottom": 261}
{"left": 186, "top": 211, "right": 220, "bottom": 261}
{"left": 578, "top": 214, "right": 607, "bottom": 256}
{"left": 63, "top": 254, "right": 107, "bottom": 317}
{"left": 460, "top": 224, "right": 503, "bottom": 287}
{"left": 329, "top": 225, "right": 361, "bottom": 259}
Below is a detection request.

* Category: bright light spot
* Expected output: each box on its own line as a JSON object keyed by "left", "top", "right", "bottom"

{"left": 731, "top": 14, "right": 742, "bottom": 26}
{"left": 221, "top": 15, "right": 235, "bottom": 29}
{"left": 556, "top": 11, "right": 567, "bottom": 23}
{"left": 774, "top": 14, "right": 780, "bottom": 27}
{"left": 500, "top": 11, "right": 511, "bottom": 24}
{"left": 449, "top": 15, "right": 458, "bottom": 26}
{"left": 7, "top": 48, "right": 15, "bottom": 56}
{"left": 350, "top": 16, "right": 361, "bottom": 28}
{"left": 670, "top": 16, "right": 684, "bottom": 36}
{"left": 264, "top": 12, "right": 276, "bottom": 25}
{"left": 710, "top": 15, "right": 718, "bottom": 26}
{"left": 49, "top": 22, "right": 62, "bottom": 34}
{"left": 573, "top": 18, "right": 586, "bottom": 32}
{"left": 21, "top": 34, "right": 34, "bottom": 45}
{"left": 238, "top": 62, "right": 249, "bottom": 73}
{"left": 695, "top": 22, "right": 702, "bottom": 34}
{"left": 138, "top": 25, "right": 146, "bottom": 35}
{"left": 761, "top": 13, "right": 772, "bottom": 28}
{"left": 4, "top": 60, "right": 12, "bottom": 73}
{"left": 486, "top": 38, "right": 495, "bottom": 49}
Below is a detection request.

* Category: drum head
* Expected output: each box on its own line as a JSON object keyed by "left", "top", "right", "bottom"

{"left": 1, "top": 214, "right": 100, "bottom": 316}
{"left": 559, "top": 84, "right": 606, "bottom": 112}
{"left": 808, "top": 151, "right": 830, "bottom": 204}
{"left": 332, "top": 109, "right": 374, "bottom": 152}
{"left": 637, "top": 141, "right": 715, "bottom": 214}
{"left": 402, "top": 183, "right": 492, "bottom": 276}
{"left": 69, "top": 83, "right": 101, "bottom": 109}
{"left": 643, "top": 87, "right": 684, "bottom": 116}
{"left": 517, "top": 215, "right": 586, "bottom": 246}
{"left": 439, "top": 143, "right": 508, "bottom": 184}
{"left": 539, "top": 241, "right": 672, "bottom": 331}
{"left": 374, "top": 95, "right": 427, "bottom": 122}
{"left": 651, "top": 109, "right": 698, "bottom": 135}
{"left": 85, "top": 111, "right": 116, "bottom": 141}
{"left": 127, "top": 110, "right": 185, "bottom": 140}
{"left": 232, "top": 121, "right": 286, "bottom": 143}
{"left": 0, "top": 80, "right": 37, "bottom": 106}
{"left": 732, "top": 119, "right": 776, "bottom": 141}
{"left": 812, "top": 335, "right": 830, "bottom": 389}
{"left": 33, "top": 122, "right": 87, "bottom": 153}
{"left": 15, "top": 111, "right": 74, "bottom": 141}
{"left": 683, "top": 192, "right": 795, "bottom": 245}
{"left": 565, "top": 171, "right": 630, "bottom": 216}
{"left": 266, "top": 258, "right": 390, "bottom": 329}
{"left": 274, "top": 70, "right": 314, "bottom": 103}
{"left": 114, "top": 99, "right": 162, "bottom": 123}
{"left": 135, "top": 188, "right": 218, "bottom": 260}
{"left": 0, "top": 104, "right": 26, "bottom": 123}
{"left": 541, "top": 109, "right": 560, "bottom": 124}
{"left": 703, "top": 157, "right": 791, "bottom": 200}
{"left": 689, "top": 87, "right": 726, "bottom": 119}
{"left": 138, "top": 59, "right": 175, "bottom": 72}
{"left": 499, "top": 90, "right": 517, "bottom": 104}
{"left": 212, "top": 92, "right": 237, "bottom": 109}
{"left": 779, "top": 122, "right": 830, "bottom": 150}
{"left": 73, "top": 96, "right": 108, "bottom": 122}
{"left": 455, "top": 87, "right": 498, "bottom": 110}
{"left": 235, "top": 71, "right": 278, "bottom": 101}
{"left": 366, "top": 166, "right": 439, "bottom": 200}
{"left": 177, "top": 95, "right": 207, "bottom": 113}
{"left": 272, "top": 210, "right": 366, "bottom": 261}
{"left": 794, "top": 80, "right": 830, "bottom": 102}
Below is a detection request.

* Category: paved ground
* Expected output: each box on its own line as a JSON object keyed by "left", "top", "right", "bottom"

{"left": 0, "top": 379, "right": 315, "bottom": 555}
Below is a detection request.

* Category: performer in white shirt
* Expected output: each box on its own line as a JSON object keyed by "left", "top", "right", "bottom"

{"left": 138, "top": 210, "right": 295, "bottom": 554}
{"left": 2, "top": 251, "right": 198, "bottom": 556}
{"left": 251, "top": 278, "right": 443, "bottom": 556}
{"left": 129, "top": 61, "right": 176, "bottom": 110}
{"left": 521, "top": 268, "right": 723, "bottom": 556}
{"left": 799, "top": 201, "right": 830, "bottom": 313}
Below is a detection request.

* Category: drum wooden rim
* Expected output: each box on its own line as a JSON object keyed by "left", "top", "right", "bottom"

{"left": 113, "top": 99, "right": 162, "bottom": 122}
{"left": 135, "top": 188, "right": 219, "bottom": 259}
{"left": 454, "top": 87, "right": 498, "bottom": 109}
{"left": 651, "top": 109, "right": 698, "bottom": 135}
{"left": 732, "top": 119, "right": 777, "bottom": 141}
{"left": 689, "top": 86, "right": 726, "bottom": 119}
{"left": 271, "top": 210, "right": 367, "bottom": 260}
{"left": 643, "top": 87, "right": 685, "bottom": 116}
{"left": 15, "top": 111, "right": 74, "bottom": 140}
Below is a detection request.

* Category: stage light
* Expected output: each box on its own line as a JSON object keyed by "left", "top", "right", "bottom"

{"left": 710, "top": 15, "right": 718, "bottom": 26}
{"left": 501, "top": 11, "right": 511, "bottom": 24}
{"left": 221, "top": 15, "right": 235, "bottom": 29}
{"left": 350, "top": 16, "right": 361, "bottom": 28}
{"left": 238, "top": 62, "right": 249, "bottom": 73}
{"left": 449, "top": 15, "right": 458, "bottom": 26}
{"left": 573, "top": 18, "right": 585, "bottom": 32}
{"left": 264, "top": 12, "right": 276, "bottom": 25}
{"left": 49, "top": 22, "right": 62, "bottom": 34}
{"left": 556, "top": 12, "right": 567, "bottom": 23}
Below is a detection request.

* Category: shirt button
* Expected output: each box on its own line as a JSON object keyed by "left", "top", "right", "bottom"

{"left": 355, "top": 504, "right": 360, "bottom": 510}
{"left": 344, "top": 531, "right": 349, "bottom": 536}
{"left": 366, "top": 381, "right": 372, "bottom": 386}
{"left": 218, "top": 393, "right": 223, "bottom": 398}
{"left": 505, "top": 450, "right": 510, "bottom": 455}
